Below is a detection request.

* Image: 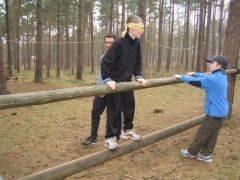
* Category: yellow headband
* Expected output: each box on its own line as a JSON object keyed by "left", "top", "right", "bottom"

{"left": 121, "top": 22, "right": 144, "bottom": 38}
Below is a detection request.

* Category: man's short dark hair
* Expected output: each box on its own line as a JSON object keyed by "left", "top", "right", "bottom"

{"left": 104, "top": 34, "right": 117, "bottom": 41}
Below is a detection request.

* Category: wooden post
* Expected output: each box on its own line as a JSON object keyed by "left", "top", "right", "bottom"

{"left": 19, "top": 115, "right": 205, "bottom": 180}
{"left": 223, "top": 0, "right": 240, "bottom": 118}
{"left": 0, "top": 69, "right": 238, "bottom": 110}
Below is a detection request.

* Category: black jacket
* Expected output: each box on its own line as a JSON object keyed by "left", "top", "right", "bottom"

{"left": 101, "top": 33, "right": 142, "bottom": 82}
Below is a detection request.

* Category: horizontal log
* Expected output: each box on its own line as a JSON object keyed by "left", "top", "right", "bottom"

{"left": 19, "top": 114, "right": 205, "bottom": 180}
{"left": 0, "top": 69, "right": 238, "bottom": 110}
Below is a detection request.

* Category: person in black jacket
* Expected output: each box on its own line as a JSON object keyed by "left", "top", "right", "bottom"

{"left": 101, "top": 15, "right": 147, "bottom": 150}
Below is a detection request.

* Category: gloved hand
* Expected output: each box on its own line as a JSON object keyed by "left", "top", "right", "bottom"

{"left": 174, "top": 74, "right": 182, "bottom": 79}
{"left": 106, "top": 80, "right": 116, "bottom": 90}
{"left": 136, "top": 78, "right": 147, "bottom": 86}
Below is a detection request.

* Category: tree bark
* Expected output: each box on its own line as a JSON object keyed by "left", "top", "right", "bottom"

{"left": 211, "top": 3, "right": 216, "bottom": 55}
{"left": 166, "top": 0, "right": 174, "bottom": 72}
{"left": 5, "top": 0, "right": 12, "bottom": 78}
{"left": 156, "top": 0, "right": 164, "bottom": 72}
{"left": 76, "top": 0, "right": 84, "bottom": 80}
{"left": 138, "top": 1, "right": 147, "bottom": 75}
{"left": 109, "top": 0, "right": 114, "bottom": 34}
{"left": 0, "top": 38, "right": 7, "bottom": 95}
{"left": 203, "top": 0, "right": 212, "bottom": 71}
{"left": 34, "top": 0, "right": 43, "bottom": 82}
{"left": 47, "top": 21, "right": 52, "bottom": 78}
{"left": 185, "top": 0, "right": 190, "bottom": 71}
{"left": 90, "top": 0, "right": 94, "bottom": 74}
{"left": 223, "top": 0, "right": 240, "bottom": 118}
{"left": 218, "top": 0, "right": 224, "bottom": 54}
{"left": 121, "top": 0, "right": 125, "bottom": 32}
{"left": 196, "top": 1, "right": 204, "bottom": 71}
{"left": 56, "top": 0, "right": 61, "bottom": 79}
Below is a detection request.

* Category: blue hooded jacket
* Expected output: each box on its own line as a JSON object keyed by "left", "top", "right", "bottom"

{"left": 180, "top": 69, "right": 229, "bottom": 119}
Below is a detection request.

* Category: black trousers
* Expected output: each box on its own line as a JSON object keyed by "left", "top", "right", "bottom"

{"left": 105, "top": 90, "right": 135, "bottom": 139}
{"left": 188, "top": 116, "right": 223, "bottom": 156}
{"left": 90, "top": 95, "right": 107, "bottom": 138}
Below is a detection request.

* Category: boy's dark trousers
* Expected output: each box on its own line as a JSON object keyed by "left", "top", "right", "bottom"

{"left": 90, "top": 95, "right": 107, "bottom": 138}
{"left": 188, "top": 116, "right": 224, "bottom": 156}
{"left": 105, "top": 90, "right": 135, "bottom": 139}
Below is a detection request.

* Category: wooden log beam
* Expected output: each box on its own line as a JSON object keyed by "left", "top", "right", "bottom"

{"left": 0, "top": 69, "right": 238, "bottom": 110}
{"left": 19, "top": 114, "right": 205, "bottom": 180}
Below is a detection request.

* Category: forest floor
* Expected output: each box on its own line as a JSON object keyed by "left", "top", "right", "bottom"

{"left": 0, "top": 70, "right": 240, "bottom": 180}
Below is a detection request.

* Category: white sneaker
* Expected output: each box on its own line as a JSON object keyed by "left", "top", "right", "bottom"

{"left": 197, "top": 153, "right": 213, "bottom": 163}
{"left": 121, "top": 129, "right": 141, "bottom": 141}
{"left": 180, "top": 149, "right": 196, "bottom": 158}
{"left": 104, "top": 137, "right": 118, "bottom": 150}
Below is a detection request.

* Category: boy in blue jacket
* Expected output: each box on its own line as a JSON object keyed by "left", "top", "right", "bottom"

{"left": 175, "top": 55, "right": 229, "bottom": 163}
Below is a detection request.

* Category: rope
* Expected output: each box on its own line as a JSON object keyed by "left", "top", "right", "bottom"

{"left": 5, "top": 38, "right": 198, "bottom": 51}
{"left": 5, "top": 40, "right": 102, "bottom": 44}
{"left": 145, "top": 38, "right": 198, "bottom": 51}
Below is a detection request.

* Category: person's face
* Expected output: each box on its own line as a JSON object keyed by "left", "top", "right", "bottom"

{"left": 104, "top": 37, "right": 114, "bottom": 51}
{"left": 206, "top": 60, "right": 221, "bottom": 72}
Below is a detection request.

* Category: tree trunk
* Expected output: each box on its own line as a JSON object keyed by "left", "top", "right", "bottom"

{"left": 218, "top": 0, "right": 224, "bottom": 54}
{"left": 191, "top": 4, "right": 199, "bottom": 70}
{"left": 76, "top": 0, "right": 84, "bottom": 80}
{"left": 15, "top": 0, "right": 21, "bottom": 73}
{"left": 185, "top": 0, "right": 190, "bottom": 71}
{"left": 121, "top": 0, "right": 125, "bottom": 32}
{"left": 180, "top": 4, "right": 187, "bottom": 67}
{"left": 223, "top": 0, "right": 240, "bottom": 118}
{"left": 56, "top": 0, "right": 61, "bottom": 79}
{"left": 47, "top": 21, "right": 52, "bottom": 78}
{"left": 26, "top": 13, "right": 31, "bottom": 70}
{"left": 0, "top": 38, "right": 7, "bottom": 95}
{"left": 90, "top": 0, "right": 94, "bottom": 74}
{"left": 71, "top": 25, "right": 75, "bottom": 75}
{"left": 196, "top": 1, "right": 204, "bottom": 71}
{"left": 109, "top": 0, "right": 114, "bottom": 34}
{"left": 138, "top": 1, "right": 147, "bottom": 75}
{"left": 157, "top": 0, "right": 164, "bottom": 72}
{"left": 65, "top": 15, "right": 70, "bottom": 70}
{"left": 5, "top": 0, "right": 12, "bottom": 78}
{"left": 166, "top": 0, "right": 174, "bottom": 72}
{"left": 203, "top": 0, "right": 212, "bottom": 71}
{"left": 34, "top": 0, "right": 43, "bottom": 82}
{"left": 211, "top": 3, "right": 216, "bottom": 55}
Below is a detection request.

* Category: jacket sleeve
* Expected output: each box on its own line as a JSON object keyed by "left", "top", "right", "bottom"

{"left": 180, "top": 75, "right": 212, "bottom": 89}
{"left": 193, "top": 72, "right": 206, "bottom": 78}
{"left": 101, "top": 40, "right": 120, "bottom": 82}
{"left": 133, "top": 40, "right": 142, "bottom": 79}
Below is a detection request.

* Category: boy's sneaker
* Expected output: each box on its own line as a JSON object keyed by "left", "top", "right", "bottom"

{"left": 121, "top": 129, "right": 141, "bottom": 141}
{"left": 81, "top": 136, "right": 97, "bottom": 145}
{"left": 104, "top": 137, "right": 118, "bottom": 150}
{"left": 180, "top": 149, "right": 196, "bottom": 158}
{"left": 197, "top": 153, "right": 213, "bottom": 163}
